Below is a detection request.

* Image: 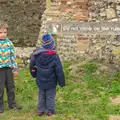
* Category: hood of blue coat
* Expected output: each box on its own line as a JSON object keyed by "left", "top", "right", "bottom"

{"left": 32, "top": 48, "right": 48, "bottom": 55}
{"left": 33, "top": 48, "right": 56, "bottom": 66}
{"left": 36, "top": 53, "right": 56, "bottom": 67}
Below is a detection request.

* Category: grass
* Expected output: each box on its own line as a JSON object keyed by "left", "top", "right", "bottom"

{"left": 0, "top": 60, "right": 120, "bottom": 120}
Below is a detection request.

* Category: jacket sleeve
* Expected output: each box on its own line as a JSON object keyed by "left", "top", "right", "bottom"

{"left": 29, "top": 55, "right": 36, "bottom": 78}
{"left": 55, "top": 55, "right": 65, "bottom": 87}
{"left": 10, "top": 42, "right": 18, "bottom": 72}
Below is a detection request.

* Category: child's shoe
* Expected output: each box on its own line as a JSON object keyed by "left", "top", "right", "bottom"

{"left": 0, "top": 106, "right": 4, "bottom": 114}
{"left": 47, "top": 112, "right": 53, "bottom": 116}
{"left": 0, "top": 110, "right": 4, "bottom": 113}
{"left": 9, "top": 104, "right": 22, "bottom": 110}
{"left": 37, "top": 112, "right": 44, "bottom": 116}
{"left": 0, "top": 109, "right": 4, "bottom": 115}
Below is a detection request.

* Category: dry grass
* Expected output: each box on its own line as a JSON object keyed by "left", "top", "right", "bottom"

{"left": 110, "top": 96, "right": 120, "bottom": 105}
{"left": 109, "top": 115, "right": 120, "bottom": 120}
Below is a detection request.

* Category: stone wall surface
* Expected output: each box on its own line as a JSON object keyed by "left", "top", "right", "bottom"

{"left": 0, "top": 0, "right": 45, "bottom": 47}
{"left": 15, "top": 47, "right": 36, "bottom": 68}
{"left": 88, "top": 0, "right": 120, "bottom": 70}
{"left": 38, "top": 0, "right": 120, "bottom": 70}
{"left": 2, "top": 0, "right": 119, "bottom": 69}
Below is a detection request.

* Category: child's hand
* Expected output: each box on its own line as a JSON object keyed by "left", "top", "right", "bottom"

{"left": 13, "top": 71, "right": 19, "bottom": 78}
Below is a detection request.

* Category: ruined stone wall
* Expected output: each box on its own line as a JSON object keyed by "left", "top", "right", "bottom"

{"left": 56, "top": 0, "right": 89, "bottom": 60}
{"left": 0, "top": 0, "right": 119, "bottom": 68}
{"left": 88, "top": 0, "right": 120, "bottom": 69}
{"left": 38, "top": 0, "right": 120, "bottom": 70}
{"left": 0, "top": 0, "right": 45, "bottom": 47}
{"left": 38, "top": 0, "right": 89, "bottom": 61}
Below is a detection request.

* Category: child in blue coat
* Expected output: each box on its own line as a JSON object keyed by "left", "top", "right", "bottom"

{"left": 30, "top": 33, "right": 65, "bottom": 116}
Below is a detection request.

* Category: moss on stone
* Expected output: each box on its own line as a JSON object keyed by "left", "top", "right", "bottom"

{"left": 112, "top": 49, "right": 120, "bottom": 57}
{"left": 16, "top": 58, "right": 23, "bottom": 64}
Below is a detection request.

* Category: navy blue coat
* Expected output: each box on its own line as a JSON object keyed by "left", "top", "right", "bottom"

{"left": 29, "top": 48, "right": 65, "bottom": 90}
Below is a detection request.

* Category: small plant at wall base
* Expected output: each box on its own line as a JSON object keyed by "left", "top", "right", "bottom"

{"left": 83, "top": 62, "right": 98, "bottom": 74}
{"left": 81, "top": 62, "right": 98, "bottom": 81}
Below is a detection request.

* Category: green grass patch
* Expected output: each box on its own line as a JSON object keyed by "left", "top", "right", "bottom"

{"left": 1, "top": 61, "right": 120, "bottom": 120}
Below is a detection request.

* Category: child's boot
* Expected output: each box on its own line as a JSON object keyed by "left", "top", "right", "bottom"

{"left": 37, "top": 112, "right": 44, "bottom": 116}
{"left": 0, "top": 105, "right": 4, "bottom": 114}
{"left": 9, "top": 104, "right": 22, "bottom": 110}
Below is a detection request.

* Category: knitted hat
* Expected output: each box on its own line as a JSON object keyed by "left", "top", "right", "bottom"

{"left": 41, "top": 33, "right": 56, "bottom": 50}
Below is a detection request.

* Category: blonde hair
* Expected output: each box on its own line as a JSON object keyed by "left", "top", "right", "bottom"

{"left": 0, "top": 20, "right": 8, "bottom": 29}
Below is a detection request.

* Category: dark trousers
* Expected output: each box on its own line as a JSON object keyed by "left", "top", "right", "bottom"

{"left": 0, "top": 68, "right": 16, "bottom": 111}
{"left": 38, "top": 88, "right": 56, "bottom": 114}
